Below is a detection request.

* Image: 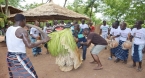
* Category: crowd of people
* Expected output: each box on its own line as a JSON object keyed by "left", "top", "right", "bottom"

{"left": 100, "top": 20, "right": 145, "bottom": 72}
{"left": 4, "top": 14, "right": 145, "bottom": 78}
{"left": 28, "top": 19, "right": 145, "bottom": 71}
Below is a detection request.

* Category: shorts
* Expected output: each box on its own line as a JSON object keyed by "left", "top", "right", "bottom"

{"left": 91, "top": 45, "right": 107, "bottom": 55}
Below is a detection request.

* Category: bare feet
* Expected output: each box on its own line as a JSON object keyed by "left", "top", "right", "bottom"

{"left": 122, "top": 60, "right": 127, "bottom": 64}
{"left": 94, "top": 66, "right": 103, "bottom": 70}
{"left": 38, "top": 53, "right": 42, "bottom": 55}
{"left": 129, "top": 65, "right": 136, "bottom": 68}
{"left": 33, "top": 54, "right": 37, "bottom": 57}
{"left": 90, "top": 61, "right": 97, "bottom": 64}
{"left": 114, "top": 58, "right": 120, "bottom": 63}
{"left": 46, "top": 52, "right": 49, "bottom": 54}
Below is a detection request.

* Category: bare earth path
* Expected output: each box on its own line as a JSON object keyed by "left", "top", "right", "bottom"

{"left": 0, "top": 26, "right": 145, "bottom": 78}
{"left": 0, "top": 44, "right": 145, "bottom": 78}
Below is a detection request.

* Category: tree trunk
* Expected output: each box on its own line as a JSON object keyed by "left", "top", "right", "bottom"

{"left": 42, "top": 0, "right": 43, "bottom": 3}
{"left": 5, "top": 0, "right": 8, "bottom": 15}
{"left": 63, "top": 0, "right": 67, "bottom": 7}
{"left": 46, "top": 0, "right": 50, "bottom": 3}
{"left": 49, "top": 0, "right": 52, "bottom": 3}
{"left": 0, "top": 4, "right": 4, "bottom": 14}
{"left": 90, "top": 5, "right": 93, "bottom": 19}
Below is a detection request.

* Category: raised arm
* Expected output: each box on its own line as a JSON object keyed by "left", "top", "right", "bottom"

{"left": 16, "top": 24, "right": 50, "bottom": 48}
{"left": 26, "top": 24, "right": 49, "bottom": 40}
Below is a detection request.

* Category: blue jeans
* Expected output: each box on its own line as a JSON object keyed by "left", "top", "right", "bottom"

{"left": 77, "top": 42, "right": 87, "bottom": 60}
{"left": 31, "top": 38, "right": 41, "bottom": 55}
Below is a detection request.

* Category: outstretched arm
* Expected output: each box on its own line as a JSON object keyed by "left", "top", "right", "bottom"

{"left": 22, "top": 30, "right": 45, "bottom": 48}
{"left": 16, "top": 28, "right": 46, "bottom": 48}
{"left": 80, "top": 39, "right": 91, "bottom": 46}
{"left": 16, "top": 25, "right": 50, "bottom": 48}
{"left": 26, "top": 24, "right": 48, "bottom": 40}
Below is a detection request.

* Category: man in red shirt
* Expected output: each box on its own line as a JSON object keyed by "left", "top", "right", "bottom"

{"left": 89, "top": 22, "right": 95, "bottom": 32}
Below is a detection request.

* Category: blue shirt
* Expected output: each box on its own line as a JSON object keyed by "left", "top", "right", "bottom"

{"left": 72, "top": 29, "right": 87, "bottom": 42}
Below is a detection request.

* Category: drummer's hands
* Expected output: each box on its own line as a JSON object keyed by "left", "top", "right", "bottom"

{"left": 107, "top": 35, "right": 110, "bottom": 39}
{"left": 111, "top": 36, "right": 115, "bottom": 40}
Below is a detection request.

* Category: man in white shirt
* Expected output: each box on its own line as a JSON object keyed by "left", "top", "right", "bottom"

{"left": 43, "top": 22, "right": 53, "bottom": 34}
{"left": 79, "top": 19, "right": 89, "bottom": 29}
{"left": 6, "top": 14, "right": 49, "bottom": 78}
{"left": 108, "top": 22, "right": 121, "bottom": 60}
{"left": 30, "top": 21, "right": 41, "bottom": 56}
{"left": 100, "top": 20, "right": 109, "bottom": 39}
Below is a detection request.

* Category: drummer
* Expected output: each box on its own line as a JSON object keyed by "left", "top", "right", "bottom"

{"left": 30, "top": 21, "right": 42, "bottom": 56}
{"left": 108, "top": 22, "right": 120, "bottom": 60}
{"left": 115, "top": 22, "right": 131, "bottom": 63}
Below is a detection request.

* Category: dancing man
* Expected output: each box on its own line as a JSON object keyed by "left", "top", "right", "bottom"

{"left": 81, "top": 28, "right": 107, "bottom": 70}
{"left": 6, "top": 14, "right": 49, "bottom": 78}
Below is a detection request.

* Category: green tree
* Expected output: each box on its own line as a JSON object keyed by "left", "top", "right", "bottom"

{"left": 102, "top": 0, "right": 132, "bottom": 21}
{"left": 21, "top": 2, "right": 42, "bottom": 11}
{"left": 0, "top": 0, "right": 4, "bottom": 14}
{"left": 5, "top": 0, "right": 8, "bottom": 15}
{"left": 67, "top": 0, "right": 101, "bottom": 24}
{"left": 85, "top": 0, "right": 100, "bottom": 19}
{"left": 63, "top": 0, "right": 67, "bottom": 7}
{"left": 3, "top": 0, "right": 25, "bottom": 8}
{"left": 124, "top": 0, "right": 145, "bottom": 24}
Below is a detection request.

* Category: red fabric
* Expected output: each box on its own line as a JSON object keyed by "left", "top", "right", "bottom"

{"left": 90, "top": 26, "right": 95, "bottom": 32}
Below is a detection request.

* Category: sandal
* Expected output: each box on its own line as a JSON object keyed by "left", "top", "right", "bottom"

{"left": 137, "top": 67, "right": 142, "bottom": 72}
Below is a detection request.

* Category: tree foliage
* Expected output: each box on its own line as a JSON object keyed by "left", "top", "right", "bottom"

{"left": 124, "top": 0, "right": 145, "bottom": 24}
{"left": 102, "top": 0, "right": 132, "bottom": 21}
{"left": 67, "top": 0, "right": 102, "bottom": 24}
{"left": 102, "top": 0, "right": 145, "bottom": 25}
{"left": 84, "top": 0, "right": 99, "bottom": 18}
{"left": 0, "top": 0, "right": 25, "bottom": 8}
{"left": 21, "top": 2, "right": 43, "bottom": 11}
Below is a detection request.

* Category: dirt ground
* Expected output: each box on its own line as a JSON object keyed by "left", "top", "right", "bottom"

{"left": 0, "top": 27, "right": 145, "bottom": 78}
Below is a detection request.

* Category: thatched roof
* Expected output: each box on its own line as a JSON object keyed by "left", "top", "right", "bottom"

{"left": 0, "top": 5, "right": 23, "bottom": 14}
{"left": 8, "top": 2, "right": 90, "bottom": 21}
